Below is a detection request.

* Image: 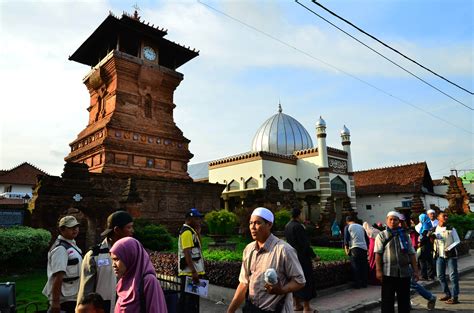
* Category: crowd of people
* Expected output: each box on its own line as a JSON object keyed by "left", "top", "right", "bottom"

{"left": 41, "top": 206, "right": 461, "bottom": 313}
{"left": 345, "top": 209, "right": 461, "bottom": 312}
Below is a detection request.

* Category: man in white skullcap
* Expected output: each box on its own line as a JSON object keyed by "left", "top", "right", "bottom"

{"left": 427, "top": 209, "right": 438, "bottom": 227}
{"left": 227, "top": 207, "right": 306, "bottom": 313}
{"left": 374, "top": 211, "right": 418, "bottom": 313}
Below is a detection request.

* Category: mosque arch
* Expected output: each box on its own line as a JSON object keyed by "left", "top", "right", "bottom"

{"left": 283, "top": 178, "right": 293, "bottom": 190}
{"left": 304, "top": 179, "right": 316, "bottom": 190}
{"left": 228, "top": 179, "right": 240, "bottom": 191}
{"left": 331, "top": 176, "right": 347, "bottom": 193}
{"left": 266, "top": 176, "right": 279, "bottom": 189}
{"left": 245, "top": 177, "right": 258, "bottom": 189}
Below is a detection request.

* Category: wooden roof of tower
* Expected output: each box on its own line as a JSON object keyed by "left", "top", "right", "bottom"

{"left": 69, "top": 12, "right": 199, "bottom": 69}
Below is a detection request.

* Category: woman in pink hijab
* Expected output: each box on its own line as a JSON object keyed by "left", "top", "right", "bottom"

{"left": 110, "top": 237, "right": 167, "bottom": 313}
{"left": 363, "top": 222, "right": 381, "bottom": 286}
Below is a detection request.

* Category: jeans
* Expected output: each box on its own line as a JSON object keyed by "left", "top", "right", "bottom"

{"left": 178, "top": 275, "right": 200, "bottom": 313}
{"left": 349, "top": 247, "right": 368, "bottom": 288}
{"left": 410, "top": 275, "right": 433, "bottom": 300}
{"left": 381, "top": 276, "right": 411, "bottom": 313}
{"left": 436, "top": 257, "right": 459, "bottom": 299}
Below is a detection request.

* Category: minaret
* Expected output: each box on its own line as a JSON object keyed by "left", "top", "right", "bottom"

{"left": 316, "top": 116, "right": 331, "bottom": 214}
{"left": 316, "top": 116, "right": 328, "bottom": 167}
{"left": 341, "top": 125, "right": 357, "bottom": 210}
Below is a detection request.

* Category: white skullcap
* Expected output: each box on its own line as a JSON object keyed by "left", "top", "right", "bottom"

{"left": 427, "top": 209, "right": 436, "bottom": 214}
{"left": 251, "top": 207, "right": 274, "bottom": 223}
{"left": 398, "top": 213, "right": 406, "bottom": 221}
{"left": 387, "top": 211, "right": 400, "bottom": 219}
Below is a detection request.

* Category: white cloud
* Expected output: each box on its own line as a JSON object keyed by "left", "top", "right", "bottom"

{"left": 0, "top": 0, "right": 472, "bottom": 177}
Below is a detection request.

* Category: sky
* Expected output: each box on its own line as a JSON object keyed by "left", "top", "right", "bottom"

{"left": 0, "top": 0, "right": 472, "bottom": 179}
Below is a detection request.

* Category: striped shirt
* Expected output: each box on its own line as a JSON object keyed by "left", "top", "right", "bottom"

{"left": 374, "top": 229, "right": 415, "bottom": 278}
{"left": 239, "top": 234, "right": 306, "bottom": 313}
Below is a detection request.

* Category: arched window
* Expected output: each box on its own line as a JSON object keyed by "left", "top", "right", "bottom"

{"left": 304, "top": 179, "right": 316, "bottom": 190}
{"left": 245, "top": 177, "right": 258, "bottom": 189}
{"left": 331, "top": 176, "right": 347, "bottom": 193}
{"left": 283, "top": 179, "right": 293, "bottom": 190}
{"left": 228, "top": 180, "right": 240, "bottom": 191}
{"left": 144, "top": 94, "right": 152, "bottom": 118}
{"left": 266, "top": 176, "right": 279, "bottom": 189}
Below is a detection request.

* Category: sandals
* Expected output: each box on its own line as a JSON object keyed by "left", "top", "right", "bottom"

{"left": 445, "top": 298, "right": 459, "bottom": 304}
{"left": 439, "top": 295, "right": 451, "bottom": 301}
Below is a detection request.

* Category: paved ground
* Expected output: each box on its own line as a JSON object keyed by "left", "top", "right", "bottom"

{"left": 366, "top": 271, "right": 474, "bottom": 312}
{"left": 199, "top": 251, "right": 473, "bottom": 313}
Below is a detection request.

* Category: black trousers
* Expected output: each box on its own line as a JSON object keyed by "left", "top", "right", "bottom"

{"left": 419, "top": 246, "right": 435, "bottom": 279}
{"left": 178, "top": 275, "right": 200, "bottom": 313}
{"left": 381, "top": 276, "right": 411, "bottom": 313}
{"left": 350, "top": 247, "right": 368, "bottom": 288}
{"left": 59, "top": 301, "right": 76, "bottom": 313}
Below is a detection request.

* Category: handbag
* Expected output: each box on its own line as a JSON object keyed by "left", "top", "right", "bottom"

{"left": 242, "top": 250, "right": 285, "bottom": 313}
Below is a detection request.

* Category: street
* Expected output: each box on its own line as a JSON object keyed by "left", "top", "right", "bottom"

{"left": 366, "top": 270, "right": 474, "bottom": 312}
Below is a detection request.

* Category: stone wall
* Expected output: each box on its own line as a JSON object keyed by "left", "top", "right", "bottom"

{"left": 29, "top": 162, "right": 224, "bottom": 250}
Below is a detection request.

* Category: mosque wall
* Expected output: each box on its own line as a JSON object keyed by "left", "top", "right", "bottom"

{"left": 209, "top": 160, "right": 263, "bottom": 192}
{"left": 296, "top": 156, "right": 320, "bottom": 191}
{"left": 262, "top": 160, "right": 297, "bottom": 190}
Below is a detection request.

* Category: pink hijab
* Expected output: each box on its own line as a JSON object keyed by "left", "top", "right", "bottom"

{"left": 110, "top": 237, "right": 167, "bottom": 313}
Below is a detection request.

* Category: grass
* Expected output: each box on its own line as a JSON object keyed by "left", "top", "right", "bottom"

{"left": 0, "top": 269, "right": 48, "bottom": 312}
{"left": 167, "top": 234, "right": 347, "bottom": 262}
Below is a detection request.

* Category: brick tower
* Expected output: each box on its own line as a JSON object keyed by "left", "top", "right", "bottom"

{"left": 65, "top": 11, "right": 198, "bottom": 179}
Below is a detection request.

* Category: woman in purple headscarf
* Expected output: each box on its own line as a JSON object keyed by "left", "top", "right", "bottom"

{"left": 110, "top": 237, "right": 168, "bottom": 313}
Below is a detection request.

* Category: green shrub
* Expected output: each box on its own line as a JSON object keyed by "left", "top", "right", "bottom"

{"left": 274, "top": 209, "right": 291, "bottom": 231}
{"left": 204, "top": 209, "right": 238, "bottom": 235}
{"left": 448, "top": 213, "right": 474, "bottom": 239}
{"left": 0, "top": 226, "right": 51, "bottom": 268}
{"left": 133, "top": 219, "right": 173, "bottom": 252}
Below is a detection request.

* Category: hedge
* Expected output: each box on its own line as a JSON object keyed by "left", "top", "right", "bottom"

{"left": 0, "top": 226, "right": 51, "bottom": 269}
{"left": 133, "top": 219, "right": 173, "bottom": 252}
{"left": 149, "top": 252, "right": 351, "bottom": 290}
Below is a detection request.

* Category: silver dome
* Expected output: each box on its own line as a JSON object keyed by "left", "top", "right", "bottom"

{"left": 316, "top": 116, "right": 326, "bottom": 127}
{"left": 251, "top": 106, "right": 313, "bottom": 155}
{"left": 341, "top": 125, "right": 350, "bottom": 136}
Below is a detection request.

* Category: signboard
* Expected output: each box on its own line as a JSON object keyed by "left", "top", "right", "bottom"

{"left": 0, "top": 210, "right": 24, "bottom": 227}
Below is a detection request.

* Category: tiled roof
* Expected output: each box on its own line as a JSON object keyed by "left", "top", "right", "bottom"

{"left": 354, "top": 162, "right": 432, "bottom": 195}
{"left": 188, "top": 161, "right": 209, "bottom": 181}
{"left": 0, "top": 162, "right": 48, "bottom": 185}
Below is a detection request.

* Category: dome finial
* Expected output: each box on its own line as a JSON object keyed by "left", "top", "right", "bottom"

{"left": 278, "top": 100, "right": 282, "bottom": 113}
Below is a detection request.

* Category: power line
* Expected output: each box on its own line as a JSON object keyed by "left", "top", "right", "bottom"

{"left": 295, "top": 0, "right": 473, "bottom": 111}
{"left": 311, "top": 0, "right": 474, "bottom": 96}
{"left": 197, "top": 0, "right": 474, "bottom": 135}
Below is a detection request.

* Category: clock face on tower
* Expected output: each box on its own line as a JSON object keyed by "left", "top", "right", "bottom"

{"left": 143, "top": 46, "right": 156, "bottom": 61}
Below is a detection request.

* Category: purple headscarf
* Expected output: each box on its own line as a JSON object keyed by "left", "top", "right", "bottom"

{"left": 110, "top": 237, "right": 167, "bottom": 313}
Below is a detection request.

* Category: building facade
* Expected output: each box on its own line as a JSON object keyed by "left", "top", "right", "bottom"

{"left": 354, "top": 162, "right": 448, "bottom": 224}
{"left": 201, "top": 105, "right": 357, "bottom": 233}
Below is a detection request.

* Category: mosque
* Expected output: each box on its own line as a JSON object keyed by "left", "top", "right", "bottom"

{"left": 190, "top": 104, "right": 357, "bottom": 230}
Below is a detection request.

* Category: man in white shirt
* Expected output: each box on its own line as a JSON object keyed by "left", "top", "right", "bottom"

{"left": 427, "top": 209, "right": 438, "bottom": 227}
{"left": 43, "top": 216, "right": 83, "bottom": 313}
{"left": 433, "top": 212, "right": 460, "bottom": 305}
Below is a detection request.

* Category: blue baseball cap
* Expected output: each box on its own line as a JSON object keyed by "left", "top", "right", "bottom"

{"left": 186, "top": 208, "right": 204, "bottom": 218}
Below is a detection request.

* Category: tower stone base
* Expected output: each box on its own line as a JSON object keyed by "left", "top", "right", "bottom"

{"left": 29, "top": 162, "right": 224, "bottom": 250}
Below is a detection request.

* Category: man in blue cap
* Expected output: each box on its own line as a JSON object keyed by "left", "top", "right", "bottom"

{"left": 178, "top": 208, "right": 205, "bottom": 313}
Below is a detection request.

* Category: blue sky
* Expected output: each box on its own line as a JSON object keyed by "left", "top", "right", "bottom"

{"left": 0, "top": 0, "right": 472, "bottom": 178}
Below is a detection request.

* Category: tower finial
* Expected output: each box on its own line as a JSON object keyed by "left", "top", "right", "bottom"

{"left": 132, "top": 3, "right": 140, "bottom": 20}
{"left": 278, "top": 100, "right": 282, "bottom": 113}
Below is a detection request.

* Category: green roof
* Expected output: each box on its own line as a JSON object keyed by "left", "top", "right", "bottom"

{"left": 461, "top": 171, "right": 474, "bottom": 183}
